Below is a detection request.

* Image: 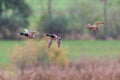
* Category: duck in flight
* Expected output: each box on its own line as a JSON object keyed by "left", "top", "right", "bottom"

{"left": 19, "top": 29, "right": 61, "bottom": 48}
{"left": 86, "top": 22, "right": 104, "bottom": 31}
{"left": 45, "top": 33, "right": 61, "bottom": 48}
{"left": 19, "top": 29, "right": 40, "bottom": 39}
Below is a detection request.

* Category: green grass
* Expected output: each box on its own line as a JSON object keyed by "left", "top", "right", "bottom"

{"left": 0, "top": 40, "right": 23, "bottom": 64}
{"left": 0, "top": 40, "right": 120, "bottom": 64}
{"left": 62, "top": 40, "right": 120, "bottom": 60}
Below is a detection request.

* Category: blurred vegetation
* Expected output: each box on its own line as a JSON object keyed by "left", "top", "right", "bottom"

{"left": 38, "top": 14, "right": 68, "bottom": 36}
{"left": 0, "top": 40, "right": 120, "bottom": 65}
{"left": 11, "top": 40, "right": 69, "bottom": 73}
{"left": 29, "top": 0, "right": 120, "bottom": 40}
{"left": 0, "top": 0, "right": 120, "bottom": 40}
{"left": 0, "top": 0, "right": 32, "bottom": 39}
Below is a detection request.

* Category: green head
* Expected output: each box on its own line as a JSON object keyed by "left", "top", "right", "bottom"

{"left": 46, "top": 33, "right": 52, "bottom": 36}
{"left": 20, "top": 32, "right": 25, "bottom": 35}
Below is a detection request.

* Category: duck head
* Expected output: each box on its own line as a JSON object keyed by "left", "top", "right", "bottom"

{"left": 19, "top": 32, "right": 29, "bottom": 37}
{"left": 46, "top": 33, "right": 52, "bottom": 36}
{"left": 20, "top": 32, "right": 25, "bottom": 35}
{"left": 86, "top": 24, "right": 93, "bottom": 30}
{"left": 46, "top": 33, "right": 54, "bottom": 37}
{"left": 86, "top": 24, "right": 91, "bottom": 28}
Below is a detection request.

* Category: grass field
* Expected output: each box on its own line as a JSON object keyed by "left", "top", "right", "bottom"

{"left": 63, "top": 40, "right": 120, "bottom": 60}
{"left": 0, "top": 41, "right": 21, "bottom": 64}
{"left": 0, "top": 40, "right": 120, "bottom": 65}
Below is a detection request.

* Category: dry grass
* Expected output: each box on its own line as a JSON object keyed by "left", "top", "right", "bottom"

{"left": 1, "top": 40, "right": 120, "bottom": 80}
{"left": 1, "top": 57, "right": 120, "bottom": 80}
{"left": 10, "top": 39, "right": 69, "bottom": 76}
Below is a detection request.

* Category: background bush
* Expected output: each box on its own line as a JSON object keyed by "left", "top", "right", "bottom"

{"left": 11, "top": 39, "right": 69, "bottom": 73}
{"left": 38, "top": 14, "right": 68, "bottom": 37}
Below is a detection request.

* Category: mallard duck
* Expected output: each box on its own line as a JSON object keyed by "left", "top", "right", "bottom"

{"left": 19, "top": 29, "right": 40, "bottom": 39}
{"left": 86, "top": 22, "right": 104, "bottom": 31}
{"left": 45, "top": 33, "right": 61, "bottom": 48}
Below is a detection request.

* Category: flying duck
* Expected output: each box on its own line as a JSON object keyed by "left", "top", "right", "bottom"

{"left": 45, "top": 33, "right": 61, "bottom": 48}
{"left": 19, "top": 29, "right": 40, "bottom": 39}
{"left": 86, "top": 22, "right": 104, "bottom": 31}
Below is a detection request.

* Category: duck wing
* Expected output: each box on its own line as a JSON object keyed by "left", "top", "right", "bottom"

{"left": 56, "top": 36, "right": 61, "bottom": 48}
{"left": 94, "top": 22, "right": 104, "bottom": 27}
{"left": 24, "top": 29, "right": 29, "bottom": 33}
{"left": 48, "top": 38, "right": 53, "bottom": 48}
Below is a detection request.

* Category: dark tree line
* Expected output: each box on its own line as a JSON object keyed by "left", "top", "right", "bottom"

{"left": 0, "top": 0, "right": 32, "bottom": 39}
{"left": 39, "top": 0, "right": 120, "bottom": 40}
{"left": 1, "top": 0, "right": 120, "bottom": 40}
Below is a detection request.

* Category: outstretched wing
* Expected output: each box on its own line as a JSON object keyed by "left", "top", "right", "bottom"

{"left": 56, "top": 36, "right": 61, "bottom": 48}
{"left": 24, "top": 29, "right": 29, "bottom": 33}
{"left": 48, "top": 38, "right": 53, "bottom": 48}
{"left": 94, "top": 22, "right": 104, "bottom": 26}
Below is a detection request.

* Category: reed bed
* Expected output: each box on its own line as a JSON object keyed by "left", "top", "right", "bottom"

{"left": 1, "top": 57, "right": 120, "bottom": 80}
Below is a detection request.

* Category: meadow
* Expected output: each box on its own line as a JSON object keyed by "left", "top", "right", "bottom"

{"left": 0, "top": 40, "right": 120, "bottom": 65}
{"left": 0, "top": 0, "right": 120, "bottom": 79}
{"left": 0, "top": 40, "right": 120, "bottom": 80}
